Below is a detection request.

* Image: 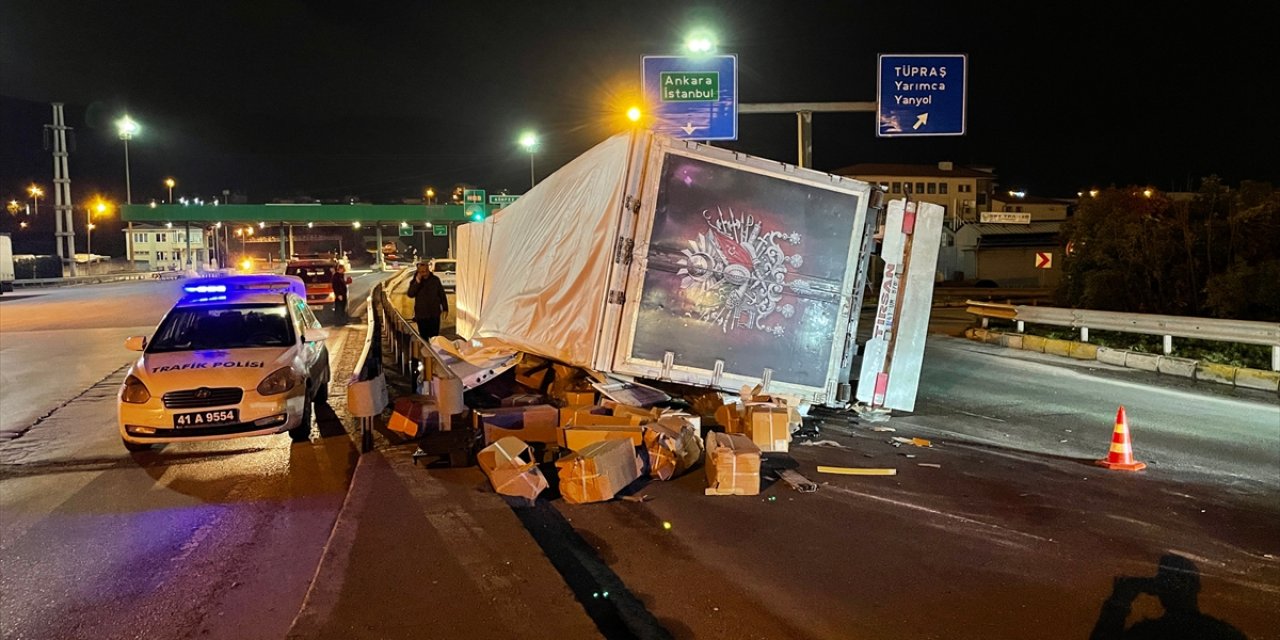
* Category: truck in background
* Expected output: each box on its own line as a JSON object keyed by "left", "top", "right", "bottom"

{"left": 454, "top": 131, "right": 945, "bottom": 410}
{"left": 0, "top": 233, "right": 15, "bottom": 294}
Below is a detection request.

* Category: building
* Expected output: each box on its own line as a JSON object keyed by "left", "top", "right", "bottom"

{"left": 123, "top": 225, "right": 209, "bottom": 270}
{"left": 835, "top": 161, "right": 998, "bottom": 226}
{"left": 953, "top": 222, "right": 1063, "bottom": 287}
{"left": 987, "top": 192, "right": 1071, "bottom": 222}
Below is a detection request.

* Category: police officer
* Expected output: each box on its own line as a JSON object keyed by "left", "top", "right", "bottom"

{"left": 330, "top": 264, "right": 353, "bottom": 324}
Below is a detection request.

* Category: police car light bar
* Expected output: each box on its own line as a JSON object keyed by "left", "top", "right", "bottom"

{"left": 181, "top": 275, "right": 307, "bottom": 300}
{"left": 183, "top": 284, "right": 227, "bottom": 294}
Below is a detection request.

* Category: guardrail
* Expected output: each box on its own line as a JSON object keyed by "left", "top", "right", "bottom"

{"left": 966, "top": 301, "right": 1280, "bottom": 371}
{"left": 12, "top": 271, "right": 163, "bottom": 288}
{"left": 348, "top": 296, "right": 384, "bottom": 453}
{"left": 933, "top": 287, "right": 1053, "bottom": 303}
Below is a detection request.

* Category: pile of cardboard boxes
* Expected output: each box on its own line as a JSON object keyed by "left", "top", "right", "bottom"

{"left": 468, "top": 376, "right": 806, "bottom": 504}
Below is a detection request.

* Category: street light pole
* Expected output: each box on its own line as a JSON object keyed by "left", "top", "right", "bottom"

{"left": 519, "top": 131, "right": 538, "bottom": 190}
{"left": 117, "top": 116, "right": 139, "bottom": 271}
{"left": 86, "top": 207, "right": 93, "bottom": 275}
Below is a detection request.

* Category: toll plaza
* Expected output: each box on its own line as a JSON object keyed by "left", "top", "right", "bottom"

{"left": 119, "top": 203, "right": 481, "bottom": 270}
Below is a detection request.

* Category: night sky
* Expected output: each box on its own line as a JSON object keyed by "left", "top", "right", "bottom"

{"left": 3, "top": 0, "right": 1278, "bottom": 247}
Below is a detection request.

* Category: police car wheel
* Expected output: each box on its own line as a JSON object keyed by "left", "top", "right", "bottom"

{"left": 288, "top": 390, "right": 314, "bottom": 442}
{"left": 122, "top": 438, "right": 152, "bottom": 453}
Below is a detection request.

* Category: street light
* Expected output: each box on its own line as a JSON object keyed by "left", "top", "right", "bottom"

{"left": 425, "top": 187, "right": 435, "bottom": 205}
{"left": 115, "top": 116, "right": 140, "bottom": 204}
{"left": 86, "top": 198, "right": 111, "bottom": 274}
{"left": 684, "top": 29, "right": 717, "bottom": 55}
{"left": 164, "top": 178, "right": 176, "bottom": 204}
{"left": 28, "top": 184, "right": 43, "bottom": 215}
{"left": 519, "top": 131, "right": 539, "bottom": 189}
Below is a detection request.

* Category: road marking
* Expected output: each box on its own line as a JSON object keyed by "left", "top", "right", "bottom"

{"left": 954, "top": 409, "right": 1006, "bottom": 423}
{"left": 822, "top": 484, "right": 1053, "bottom": 544}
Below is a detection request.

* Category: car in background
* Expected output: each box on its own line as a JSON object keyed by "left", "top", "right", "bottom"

{"left": 429, "top": 258, "right": 456, "bottom": 290}
{"left": 117, "top": 275, "right": 331, "bottom": 451}
{"left": 286, "top": 257, "right": 340, "bottom": 308}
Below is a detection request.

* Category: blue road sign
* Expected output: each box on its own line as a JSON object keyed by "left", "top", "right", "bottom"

{"left": 877, "top": 54, "right": 967, "bottom": 137}
{"left": 642, "top": 55, "right": 738, "bottom": 141}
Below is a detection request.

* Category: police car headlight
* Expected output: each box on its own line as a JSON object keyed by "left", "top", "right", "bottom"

{"left": 122, "top": 375, "right": 151, "bottom": 404}
{"left": 257, "top": 367, "right": 301, "bottom": 396}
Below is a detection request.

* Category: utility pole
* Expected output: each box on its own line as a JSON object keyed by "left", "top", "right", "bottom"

{"left": 739, "top": 102, "right": 876, "bottom": 168}
{"left": 45, "top": 103, "right": 77, "bottom": 276}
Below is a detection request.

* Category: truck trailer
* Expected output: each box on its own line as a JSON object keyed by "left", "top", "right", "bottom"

{"left": 453, "top": 131, "right": 942, "bottom": 410}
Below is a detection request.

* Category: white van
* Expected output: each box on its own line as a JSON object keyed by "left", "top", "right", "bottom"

{"left": 429, "top": 258, "right": 456, "bottom": 290}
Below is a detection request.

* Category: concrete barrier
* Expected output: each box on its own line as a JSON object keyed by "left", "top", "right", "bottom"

{"left": 1044, "top": 338, "right": 1073, "bottom": 357}
{"left": 1157, "top": 356, "right": 1198, "bottom": 378}
{"left": 1195, "top": 362, "right": 1236, "bottom": 385}
{"left": 1124, "top": 351, "right": 1161, "bottom": 372}
{"left": 1002, "top": 334, "right": 1024, "bottom": 349}
{"left": 1096, "top": 347, "right": 1128, "bottom": 366}
{"left": 1235, "top": 368, "right": 1280, "bottom": 393}
{"left": 1069, "top": 342, "right": 1099, "bottom": 360}
{"left": 1022, "top": 335, "right": 1047, "bottom": 353}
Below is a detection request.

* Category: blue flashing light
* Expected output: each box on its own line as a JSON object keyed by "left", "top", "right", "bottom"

{"left": 183, "top": 284, "right": 227, "bottom": 294}
{"left": 188, "top": 295, "right": 227, "bottom": 303}
{"left": 179, "top": 275, "right": 307, "bottom": 302}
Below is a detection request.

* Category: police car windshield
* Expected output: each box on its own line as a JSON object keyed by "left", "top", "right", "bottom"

{"left": 148, "top": 304, "right": 295, "bottom": 353}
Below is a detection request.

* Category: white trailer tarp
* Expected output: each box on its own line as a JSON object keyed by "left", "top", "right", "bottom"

{"left": 455, "top": 133, "right": 635, "bottom": 367}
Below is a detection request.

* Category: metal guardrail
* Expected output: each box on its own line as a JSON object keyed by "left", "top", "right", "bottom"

{"left": 349, "top": 297, "right": 383, "bottom": 453}
{"left": 967, "top": 301, "right": 1280, "bottom": 371}
{"left": 934, "top": 287, "right": 1053, "bottom": 302}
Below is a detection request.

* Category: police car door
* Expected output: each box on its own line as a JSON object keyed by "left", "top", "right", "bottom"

{"left": 288, "top": 294, "right": 326, "bottom": 382}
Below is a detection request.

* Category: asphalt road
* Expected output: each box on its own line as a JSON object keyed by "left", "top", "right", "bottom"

{"left": 0, "top": 270, "right": 391, "bottom": 640}
{"left": 2, "top": 279, "right": 1276, "bottom": 639}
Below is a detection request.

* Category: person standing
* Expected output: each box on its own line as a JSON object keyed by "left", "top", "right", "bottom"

{"left": 330, "top": 264, "right": 352, "bottom": 324}
{"left": 406, "top": 261, "right": 448, "bottom": 339}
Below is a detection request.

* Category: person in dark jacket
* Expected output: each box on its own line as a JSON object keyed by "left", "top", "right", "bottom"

{"left": 406, "top": 261, "right": 448, "bottom": 339}
{"left": 330, "top": 264, "right": 352, "bottom": 324}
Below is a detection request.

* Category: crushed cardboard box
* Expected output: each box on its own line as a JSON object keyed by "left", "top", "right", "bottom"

{"left": 556, "top": 438, "right": 643, "bottom": 504}
{"left": 475, "top": 404, "right": 559, "bottom": 445}
{"left": 563, "top": 389, "right": 597, "bottom": 407}
{"left": 387, "top": 395, "right": 439, "bottom": 438}
{"left": 559, "top": 412, "right": 645, "bottom": 450}
{"left": 714, "top": 402, "right": 744, "bottom": 434}
{"left": 704, "top": 432, "right": 761, "bottom": 496}
{"left": 612, "top": 403, "right": 661, "bottom": 421}
{"left": 500, "top": 393, "right": 546, "bottom": 407}
{"left": 478, "top": 437, "right": 549, "bottom": 501}
{"left": 644, "top": 416, "right": 704, "bottom": 480}
{"left": 559, "top": 405, "right": 611, "bottom": 428}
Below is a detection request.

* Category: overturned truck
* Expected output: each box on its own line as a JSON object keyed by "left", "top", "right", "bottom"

{"left": 452, "top": 131, "right": 942, "bottom": 412}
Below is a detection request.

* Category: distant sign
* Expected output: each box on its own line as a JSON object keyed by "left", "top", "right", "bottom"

{"left": 433, "top": 224, "right": 448, "bottom": 237}
{"left": 489, "top": 194, "right": 520, "bottom": 206}
{"left": 1036, "top": 252, "right": 1053, "bottom": 269}
{"left": 463, "top": 189, "right": 486, "bottom": 221}
{"left": 398, "top": 225, "right": 413, "bottom": 237}
{"left": 877, "top": 54, "right": 967, "bottom": 137}
{"left": 980, "top": 212, "right": 1032, "bottom": 224}
{"left": 642, "top": 55, "right": 738, "bottom": 140}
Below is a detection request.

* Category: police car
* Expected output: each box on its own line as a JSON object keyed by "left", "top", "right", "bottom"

{"left": 117, "top": 275, "right": 331, "bottom": 452}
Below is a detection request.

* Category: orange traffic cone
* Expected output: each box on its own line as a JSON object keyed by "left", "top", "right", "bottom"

{"left": 1096, "top": 406, "right": 1146, "bottom": 471}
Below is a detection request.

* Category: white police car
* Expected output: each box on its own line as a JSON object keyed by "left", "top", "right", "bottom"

{"left": 117, "top": 275, "right": 331, "bottom": 451}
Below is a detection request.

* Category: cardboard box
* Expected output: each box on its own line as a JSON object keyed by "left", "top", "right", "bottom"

{"left": 561, "top": 424, "right": 645, "bottom": 451}
{"left": 559, "top": 405, "right": 612, "bottom": 428}
{"left": 556, "top": 438, "right": 642, "bottom": 504}
{"left": 476, "top": 404, "right": 560, "bottom": 445}
{"left": 563, "top": 389, "right": 597, "bottom": 407}
{"left": 387, "top": 395, "right": 439, "bottom": 438}
{"left": 478, "top": 437, "right": 548, "bottom": 501}
{"left": 704, "top": 432, "right": 761, "bottom": 496}
{"left": 644, "top": 419, "right": 704, "bottom": 480}
{"left": 500, "top": 393, "right": 546, "bottom": 407}
{"left": 611, "top": 404, "right": 660, "bottom": 422}
{"left": 714, "top": 402, "right": 744, "bottom": 434}
{"left": 747, "top": 405, "right": 792, "bottom": 453}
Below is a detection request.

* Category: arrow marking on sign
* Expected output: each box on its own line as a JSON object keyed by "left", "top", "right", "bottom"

{"left": 913, "top": 113, "right": 929, "bottom": 130}
{"left": 681, "top": 122, "right": 699, "bottom": 135}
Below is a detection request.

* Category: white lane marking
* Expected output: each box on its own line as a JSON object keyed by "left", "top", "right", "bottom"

{"left": 954, "top": 409, "right": 1007, "bottom": 423}
{"left": 822, "top": 483, "right": 1053, "bottom": 544}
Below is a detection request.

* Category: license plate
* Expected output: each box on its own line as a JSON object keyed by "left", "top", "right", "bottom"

{"left": 174, "top": 409, "right": 239, "bottom": 427}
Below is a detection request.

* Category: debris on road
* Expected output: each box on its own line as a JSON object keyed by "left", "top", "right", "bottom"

{"left": 816, "top": 465, "right": 897, "bottom": 476}
{"left": 477, "top": 437, "right": 548, "bottom": 501}
{"left": 918, "top": 463, "right": 941, "bottom": 469}
{"left": 643, "top": 416, "right": 703, "bottom": 480}
{"left": 705, "top": 432, "right": 762, "bottom": 496}
{"left": 777, "top": 469, "right": 818, "bottom": 493}
{"left": 891, "top": 436, "right": 933, "bottom": 448}
{"left": 797, "top": 439, "right": 847, "bottom": 449}
{"left": 556, "top": 439, "right": 644, "bottom": 504}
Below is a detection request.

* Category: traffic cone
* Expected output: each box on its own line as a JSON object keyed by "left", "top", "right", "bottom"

{"left": 1096, "top": 406, "right": 1146, "bottom": 471}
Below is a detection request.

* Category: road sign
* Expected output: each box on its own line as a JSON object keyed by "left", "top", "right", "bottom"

{"left": 642, "top": 55, "right": 738, "bottom": 140}
{"left": 877, "top": 54, "right": 967, "bottom": 137}
{"left": 433, "top": 224, "right": 448, "bottom": 237}
{"left": 1036, "top": 252, "right": 1053, "bottom": 269}
{"left": 463, "top": 189, "right": 486, "bottom": 221}
{"left": 489, "top": 194, "right": 520, "bottom": 206}
{"left": 398, "top": 225, "right": 413, "bottom": 237}
{"left": 980, "top": 212, "right": 1031, "bottom": 224}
